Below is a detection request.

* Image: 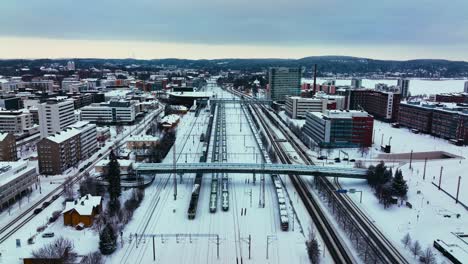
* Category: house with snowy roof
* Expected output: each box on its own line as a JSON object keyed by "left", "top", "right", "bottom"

{"left": 62, "top": 194, "right": 102, "bottom": 228}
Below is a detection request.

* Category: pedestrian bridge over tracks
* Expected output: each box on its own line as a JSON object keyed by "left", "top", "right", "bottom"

{"left": 134, "top": 163, "right": 367, "bottom": 179}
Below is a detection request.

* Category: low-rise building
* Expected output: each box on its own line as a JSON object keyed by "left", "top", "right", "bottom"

{"left": 95, "top": 159, "right": 133, "bottom": 175}
{"left": 435, "top": 93, "right": 468, "bottom": 104}
{"left": 285, "top": 96, "right": 326, "bottom": 119}
{"left": 126, "top": 135, "right": 160, "bottom": 150}
{"left": 0, "top": 161, "right": 38, "bottom": 207}
{"left": 159, "top": 114, "right": 180, "bottom": 128}
{"left": 63, "top": 194, "right": 102, "bottom": 227}
{"left": 0, "top": 133, "right": 17, "bottom": 161}
{"left": 303, "top": 110, "right": 374, "bottom": 148}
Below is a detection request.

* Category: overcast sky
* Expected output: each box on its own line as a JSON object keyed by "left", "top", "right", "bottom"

{"left": 0, "top": 0, "right": 467, "bottom": 60}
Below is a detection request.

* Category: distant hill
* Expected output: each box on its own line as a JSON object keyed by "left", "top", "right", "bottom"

{"left": 1, "top": 56, "right": 467, "bottom": 77}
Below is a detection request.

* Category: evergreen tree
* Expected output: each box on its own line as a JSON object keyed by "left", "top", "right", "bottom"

{"left": 99, "top": 224, "right": 117, "bottom": 255}
{"left": 107, "top": 150, "right": 121, "bottom": 202}
{"left": 392, "top": 169, "right": 408, "bottom": 200}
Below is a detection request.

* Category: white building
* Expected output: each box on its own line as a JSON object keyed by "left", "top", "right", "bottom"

{"left": 285, "top": 96, "right": 327, "bottom": 119}
{"left": 67, "top": 61, "right": 75, "bottom": 71}
{"left": 68, "top": 121, "right": 97, "bottom": 160}
{"left": 397, "top": 78, "right": 410, "bottom": 98}
{"left": 38, "top": 97, "right": 76, "bottom": 138}
{"left": 0, "top": 110, "right": 38, "bottom": 137}
{"left": 0, "top": 161, "right": 38, "bottom": 206}
{"left": 29, "top": 80, "right": 55, "bottom": 93}
{"left": 80, "top": 100, "right": 137, "bottom": 123}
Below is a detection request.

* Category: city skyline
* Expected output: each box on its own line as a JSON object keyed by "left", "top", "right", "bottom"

{"left": 1, "top": 0, "right": 467, "bottom": 60}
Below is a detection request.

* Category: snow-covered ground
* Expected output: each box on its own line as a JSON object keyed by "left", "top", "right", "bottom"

{"left": 331, "top": 122, "right": 468, "bottom": 263}
{"left": 108, "top": 85, "right": 312, "bottom": 263}
{"left": 303, "top": 78, "right": 467, "bottom": 96}
{"left": 0, "top": 107, "right": 163, "bottom": 263}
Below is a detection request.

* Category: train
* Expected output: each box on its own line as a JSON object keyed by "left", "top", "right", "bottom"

{"left": 187, "top": 174, "right": 203, "bottom": 219}
{"left": 272, "top": 174, "right": 289, "bottom": 231}
{"left": 221, "top": 175, "right": 229, "bottom": 211}
{"left": 209, "top": 177, "right": 219, "bottom": 213}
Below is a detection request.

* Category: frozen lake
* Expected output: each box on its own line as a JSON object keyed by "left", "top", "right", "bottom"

{"left": 303, "top": 78, "right": 467, "bottom": 96}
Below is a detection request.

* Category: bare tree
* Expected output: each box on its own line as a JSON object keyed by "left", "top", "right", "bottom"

{"left": 81, "top": 252, "right": 103, "bottom": 264}
{"left": 32, "top": 237, "right": 77, "bottom": 263}
{"left": 423, "top": 247, "right": 437, "bottom": 264}
{"left": 411, "top": 240, "right": 422, "bottom": 257}
{"left": 359, "top": 146, "right": 369, "bottom": 158}
{"left": 401, "top": 233, "right": 412, "bottom": 248}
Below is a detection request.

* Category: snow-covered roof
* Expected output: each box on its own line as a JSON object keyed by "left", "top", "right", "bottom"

{"left": 96, "top": 159, "right": 133, "bottom": 167}
{"left": 0, "top": 161, "right": 35, "bottom": 187}
{"left": 46, "top": 128, "right": 81, "bottom": 144}
{"left": 63, "top": 194, "right": 102, "bottom": 216}
{"left": 0, "top": 132, "right": 9, "bottom": 141}
{"left": 168, "top": 91, "right": 213, "bottom": 98}
{"left": 159, "top": 114, "right": 180, "bottom": 125}
{"left": 127, "top": 135, "right": 160, "bottom": 142}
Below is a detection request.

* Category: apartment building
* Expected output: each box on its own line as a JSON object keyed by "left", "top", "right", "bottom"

{"left": 0, "top": 161, "right": 38, "bottom": 207}
{"left": 303, "top": 110, "right": 374, "bottom": 148}
{"left": 0, "top": 110, "right": 37, "bottom": 137}
{"left": 80, "top": 100, "right": 138, "bottom": 124}
{"left": 38, "top": 97, "right": 76, "bottom": 138}
{"left": 398, "top": 102, "right": 435, "bottom": 133}
{"left": 68, "top": 121, "right": 97, "bottom": 160}
{"left": 285, "top": 96, "right": 327, "bottom": 119}
{"left": 397, "top": 78, "right": 410, "bottom": 98}
{"left": 0, "top": 133, "right": 17, "bottom": 161}
{"left": 37, "top": 121, "right": 97, "bottom": 175}
{"left": 398, "top": 101, "right": 468, "bottom": 143}
{"left": 347, "top": 89, "right": 401, "bottom": 121}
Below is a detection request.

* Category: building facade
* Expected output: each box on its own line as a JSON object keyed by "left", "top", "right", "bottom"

{"left": 303, "top": 110, "right": 374, "bottom": 148}
{"left": 285, "top": 96, "right": 327, "bottom": 119}
{"left": 0, "top": 110, "right": 37, "bottom": 137}
{"left": 398, "top": 102, "right": 435, "bottom": 133}
{"left": 37, "top": 128, "right": 81, "bottom": 175}
{"left": 68, "top": 121, "right": 97, "bottom": 160}
{"left": 397, "top": 78, "right": 410, "bottom": 98}
{"left": 80, "top": 100, "right": 137, "bottom": 124}
{"left": 348, "top": 89, "right": 400, "bottom": 121}
{"left": 0, "top": 161, "right": 38, "bottom": 207}
{"left": 268, "top": 67, "right": 301, "bottom": 102}
{"left": 0, "top": 133, "right": 17, "bottom": 161}
{"left": 38, "top": 98, "right": 76, "bottom": 138}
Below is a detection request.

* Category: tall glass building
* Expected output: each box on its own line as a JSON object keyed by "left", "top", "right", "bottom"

{"left": 268, "top": 67, "right": 301, "bottom": 102}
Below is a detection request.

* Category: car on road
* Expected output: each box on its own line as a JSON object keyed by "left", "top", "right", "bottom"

{"left": 33, "top": 208, "right": 43, "bottom": 214}
{"left": 42, "top": 232, "right": 54, "bottom": 238}
{"left": 42, "top": 201, "right": 51, "bottom": 208}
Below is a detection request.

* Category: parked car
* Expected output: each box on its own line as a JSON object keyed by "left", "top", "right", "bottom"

{"left": 42, "top": 201, "right": 51, "bottom": 208}
{"left": 52, "top": 195, "right": 60, "bottom": 200}
{"left": 33, "top": 208, "right": 43, "bottom": 214}
{"left": 42, "top": 232, "right": 54, "bottom": 238}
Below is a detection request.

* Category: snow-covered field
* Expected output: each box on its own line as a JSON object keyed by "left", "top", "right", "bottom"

{"left": 303, "top": 78, "right": 467, "bottom": 96}
{"left": 331, "top": 121, "right": 468, "bottom": 263}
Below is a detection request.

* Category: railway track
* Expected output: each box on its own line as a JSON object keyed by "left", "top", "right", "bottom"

{"left": 257, "top": 105, "right": 408, "bottom": 264}
{"left": 0, "top": 108, "right": 163, "bottom": 245}
{"left": 249, "top": 104, "right": 355, "bottom": 263}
